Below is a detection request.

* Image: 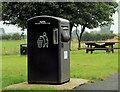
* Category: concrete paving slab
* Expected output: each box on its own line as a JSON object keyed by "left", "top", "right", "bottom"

{"left": 5, "top": 78, "right": 89, "bottom": 90}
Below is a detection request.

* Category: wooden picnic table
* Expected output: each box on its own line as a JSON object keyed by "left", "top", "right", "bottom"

{"left": 84, "top": 42, "right": 119, "bottom": 54}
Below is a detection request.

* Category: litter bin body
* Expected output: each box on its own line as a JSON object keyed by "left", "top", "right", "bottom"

{"left": 20, "top": 43, "right": 27, "bottom": 55}
{"left": 27, "top": 15, "right": 70, "bottom": 84}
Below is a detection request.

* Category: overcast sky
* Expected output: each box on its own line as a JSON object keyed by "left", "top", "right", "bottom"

{"left": 0, "top": 0, "right": 120, "bottom": 34}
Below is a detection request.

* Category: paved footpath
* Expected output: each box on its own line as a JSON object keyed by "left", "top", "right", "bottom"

{"left": 74, "top": 72, "right": 119, "bottom": 91}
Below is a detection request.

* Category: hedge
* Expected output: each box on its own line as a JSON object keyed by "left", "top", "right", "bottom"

{"left": 0, "top": 33, "right": 21, "bottom": 40}
{"left": 81, "top": 32, "right": 116, "bottom": 41}
{"left": 72, "top": 32, "right": 116, "bottom": 41}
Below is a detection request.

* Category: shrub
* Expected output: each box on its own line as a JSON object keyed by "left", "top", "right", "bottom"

{"left": 1, "top": 33, "right": 21, "bottom": 40}
{"left": 11, "top": 33, "right": 21, "bottom": 40}
{"left": 1, "top": 34, "right": 12, "bottom": 40}
{"left": 118, "top": 35, "right": 120, "bottom": 40}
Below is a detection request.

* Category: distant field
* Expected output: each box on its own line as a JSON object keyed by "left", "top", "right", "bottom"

{"left": 1, "top": 39, "right": 119, "bottom": 54}
{"left": 1, "top": 40, "right": 119, "bottom": 90}
{"left": 71, "top": 39, "right": 119, "bottom": 50}
{"left": 1, "top": 40, "right": 27, "bottom": 55}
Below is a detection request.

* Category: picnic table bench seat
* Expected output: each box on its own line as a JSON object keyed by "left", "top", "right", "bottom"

{"left": 78, "top": 42, "right": 120, "bottom": 54}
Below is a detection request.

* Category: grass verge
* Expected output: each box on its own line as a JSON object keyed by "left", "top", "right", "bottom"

{"left": 1, "top": 40, "right": 119, "bottom": 90}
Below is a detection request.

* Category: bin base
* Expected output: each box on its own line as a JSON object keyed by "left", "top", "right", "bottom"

{"left": 28, "top": 78, "right": 70, "bottom": 85}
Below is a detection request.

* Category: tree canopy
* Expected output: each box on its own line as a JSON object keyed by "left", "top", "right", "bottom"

{"left": 2, "top": 2, "right": 118, "bottom": 30}
{"left": 2, "top": 2, "right": 118, "bottom": 48}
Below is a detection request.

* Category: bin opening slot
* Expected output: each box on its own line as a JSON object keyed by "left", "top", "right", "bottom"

{"left": 53, "top": 28, "right": 58, "bottom": 44}
{"left": 61, "top": 26, "right": 69, "bottom": 30}
{"left": 61, "top": 27, "right": 70, "bottom": 42}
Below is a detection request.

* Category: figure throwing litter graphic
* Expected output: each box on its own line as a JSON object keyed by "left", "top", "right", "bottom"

{"left": 42, "top": 32, "right": 48, "bottom": 48}
{"left": 37, "top": 32, "right": 49, "bottom": 48}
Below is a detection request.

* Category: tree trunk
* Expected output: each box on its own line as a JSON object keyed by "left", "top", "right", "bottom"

{"left": 70, "top": 23, "right": 73, "bottom": 50}
{"left": 78, "top": 39, "right": 81, "bottom": 48}
{"left": 75, "top": 26, "right": 80, "bottom": 49}
{"left": 79, "top": 24, "right": 87, "bottom": 49}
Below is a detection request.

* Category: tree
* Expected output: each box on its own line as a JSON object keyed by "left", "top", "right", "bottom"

{"left": 2, "top": 2, "right": 118, "bottom": 48}
{"left": 73, "top": 2, "right": 118, "bottom": 48}
{"left": 2, "top": 2, "right": 77, "bottom": 29}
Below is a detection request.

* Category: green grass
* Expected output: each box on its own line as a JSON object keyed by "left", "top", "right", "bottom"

{"left": 1, "top": 40, "right": 119, "bottom": 90}
{"left": 2, "top": 40, "right": 27, "bottom": 55}
{"left": 2, "top": 54, "right": 27, "bottom": 88}
{"left": 70, "top": 50, "right": 118, "bottom": 80}
{"left": 4, "top": 87, "right": 58, "bottom": 90}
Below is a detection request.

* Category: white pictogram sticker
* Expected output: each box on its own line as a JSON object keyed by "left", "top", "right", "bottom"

{"left": 64, "top": 51, "right": 68, "bottom": 59}
{"left": 37, "top": 32, "right": 49, "bottom": 48}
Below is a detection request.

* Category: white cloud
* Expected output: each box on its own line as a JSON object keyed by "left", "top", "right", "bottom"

{"left": 0, "top": 21, "right": 27, "bottom": 34}
{"left": 116, "top": 0, "right": 120, "bottom": 2}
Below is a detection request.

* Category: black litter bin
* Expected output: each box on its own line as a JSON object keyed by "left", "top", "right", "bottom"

{"left": 20, "top": 43, "right": 27, "bottom": 55}
{"left": 27, "top": 15, "right": 70, "bottom": 84}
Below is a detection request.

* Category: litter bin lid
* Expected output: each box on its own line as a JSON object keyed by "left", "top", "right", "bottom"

{"left": 20, "top": 43, "right": 27, "bottom": 46}
{"left": 27, "top": 15, "right": 69, "bottom": 23}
